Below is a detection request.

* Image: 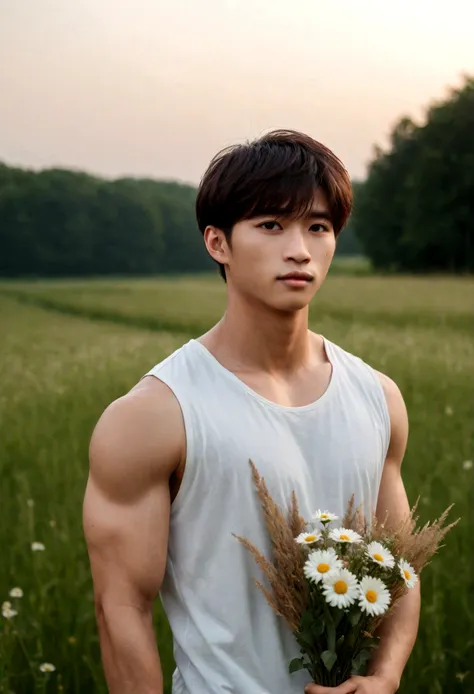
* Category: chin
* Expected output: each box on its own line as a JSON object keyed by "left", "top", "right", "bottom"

{"left": 270, "top": 295, "right": 313, "bottom": 313}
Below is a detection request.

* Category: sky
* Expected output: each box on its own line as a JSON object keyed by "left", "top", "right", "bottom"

{"left": 1, "top": 0, "right": 473, "bottom": 185}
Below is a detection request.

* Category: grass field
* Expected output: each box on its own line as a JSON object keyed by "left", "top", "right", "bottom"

{"left": 1, "top": 274, "right": 473, "bottom": 694}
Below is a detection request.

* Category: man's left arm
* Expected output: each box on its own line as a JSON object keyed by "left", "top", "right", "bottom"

{"left": 305, "top": 373, "right": 420, "bottom": 694}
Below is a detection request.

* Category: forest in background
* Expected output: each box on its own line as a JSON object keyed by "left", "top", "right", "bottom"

{"left": 1, "top": 75, "right": 472, "bottom": 277}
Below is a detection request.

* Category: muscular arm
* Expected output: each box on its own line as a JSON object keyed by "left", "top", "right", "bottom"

{"left": 365, "top": 372, "right": 420, "bottom": 691}
{"left": 83, "top": 379, "right": 184, "bottom": 694}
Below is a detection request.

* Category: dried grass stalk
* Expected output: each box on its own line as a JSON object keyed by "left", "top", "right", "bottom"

{"left": 235, "top": 460, "right": 459, "bottom": 633}
{"left": 233, "top": 460, "right": 308, "bottom": 631}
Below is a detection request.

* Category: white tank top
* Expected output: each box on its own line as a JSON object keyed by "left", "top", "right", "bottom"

{"left": 144, "top": 336, "right": 390, "bottom": 694}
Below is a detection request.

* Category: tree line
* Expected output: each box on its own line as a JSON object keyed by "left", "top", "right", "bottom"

{"left": 0, "top": 166, "right": 216, "bottom": 277}
{"left": 0, "top": 74, "right": 472, "bottom": 277}
{"left": 352, "top": 74, "right": 474, "bottom": 273}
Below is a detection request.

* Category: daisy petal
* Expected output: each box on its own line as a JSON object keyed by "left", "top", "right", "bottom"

{"left": 366, "top": 541, "right": 395, "bottom": 569}
{"left": 304, "top": 548, "right": 343, "bottom": 584}
{"left": 312, "top": 510, "right": 339, "bottom": 523}
{"left": 399, "top": 559, "right": 418, "bottom": 588}
{"left": 329, "top": 527, "right": 362, "bottom": 544}
{"left": 295, "top": 530, "right": 321, "bottom": 546}
{"left": 321, "top": 568, "right": 359, "bottom": 609}
{"left": 359, "top": 575, "right": 391, "bottom": 616}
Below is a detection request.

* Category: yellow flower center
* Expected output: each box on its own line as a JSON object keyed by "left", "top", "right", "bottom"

{"left": 317, "top": 563, "right": 330, "bottom": 573}
{"left": 321, "top": 514, "right": 328, "bottom": 519}
{"left": 340, "top": 534, "right": 350, "bottom": 541}
{"left": 305, "top": 535, "right": 317, "bottom": 542}
{"left": 373, "top": 553, "right": 384, "bottom": 562}
{"left": 334, "top": 580, "right": 348, "bottom": 595}
{"left": 366, "top": 590, "right": 378, "bottom": 603}
{"left": 403, "top": 569, "right": 411, "bottom": 580}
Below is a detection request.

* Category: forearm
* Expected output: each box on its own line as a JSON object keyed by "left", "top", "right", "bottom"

{"left": 97, "top": 602, "right": 163, "bottom": 694}
{"left": 367, "top": 584, "right": 421, "bottom": 691}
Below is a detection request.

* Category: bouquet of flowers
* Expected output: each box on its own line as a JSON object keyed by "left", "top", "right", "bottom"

{"left": 233, "top": 461, "right": 458, "bottom": 687}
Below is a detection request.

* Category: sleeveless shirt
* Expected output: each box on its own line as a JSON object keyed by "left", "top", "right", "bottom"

{"left": 144, "top": 335, "right": 390, "bottom": 694}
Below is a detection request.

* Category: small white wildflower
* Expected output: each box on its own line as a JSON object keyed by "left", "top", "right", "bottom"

{"left": 295, "top": 530, "right": 321, "bottom": 546}
{"left": 9, "top": 587, "right": 23, "bottom": 598}
{"left": 445, "top": 406, "right": 453, "bottom": 416}
{"left": 27, "top": 498, "right": 35, "bottom": 508}
{"left": 312, "top": 510, "right": 339, "bottom": 524}
{"left": 304, "top": 548, "right": 343, "bottom": 584}
{"left": 399, "top": 559, "right": 418, "bottom": 588}
{"left": 329, "top": 527, "right": 362, "bottom": 544}
{"left": 39, "top": 662, "right": 56, "bottom": 673}
{"left": 358, "top": 576, "right": 391, "bottom": 616}
{"left": 31, "top": 542, "right": 45, "bottom": 551}
{"left": 462, "top": 460, "right": 473, "bottom": 471}
{"left": 2, "top": 605, "right": 18, "bottom": 619}
{"left": 366, "top": 541, "right": 395, "bottom": 569}
{"left": 321, "top": 568, "right": 359, "bottom": 609}
{"left": 49, "top": 519, "right": 57, "bottom": 528}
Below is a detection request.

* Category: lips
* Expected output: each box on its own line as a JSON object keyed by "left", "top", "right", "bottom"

{"left": 278, "top": 273, "right": 313, "bottom": 281}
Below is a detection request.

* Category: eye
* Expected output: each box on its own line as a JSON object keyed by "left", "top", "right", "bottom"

{"left": 258, "top": 221, "right": 282, "bottom": 231}
{"left": 310, "top": 223, "right": 330, "bottom": 233}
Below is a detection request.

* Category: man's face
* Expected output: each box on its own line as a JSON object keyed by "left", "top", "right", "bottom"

{"left": 219, "top": 188, "right": 336, "bottom": 312}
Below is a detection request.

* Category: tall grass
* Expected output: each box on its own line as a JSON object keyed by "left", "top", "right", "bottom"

{"left": 0, "top": 275, "right": 473, "bottom": 693}
{"left": 0, "top": 298, "right": 177, "bottom": 693}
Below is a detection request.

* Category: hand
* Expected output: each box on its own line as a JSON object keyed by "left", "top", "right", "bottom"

{"left": 304, "top": 674, "right": 398, "bottom": 694}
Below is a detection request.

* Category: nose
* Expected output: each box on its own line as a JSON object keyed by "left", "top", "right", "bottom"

{"left": 283, "top": 228, "right": 311, "bottom": 265}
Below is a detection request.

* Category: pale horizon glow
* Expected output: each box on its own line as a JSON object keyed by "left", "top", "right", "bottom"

{"left": 1, "top": 0, "right": 473, "bottom": 185}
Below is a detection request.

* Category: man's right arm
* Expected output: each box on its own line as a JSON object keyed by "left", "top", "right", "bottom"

{"left": 83, "top": 379, "right": 184, "bottom": 694}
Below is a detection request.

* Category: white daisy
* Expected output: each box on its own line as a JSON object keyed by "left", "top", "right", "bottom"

{"left": 295, "top": 530, "right": 321, "bottom": 546}
{"left": 312, "top": 510, "right": 339, "bottom": 524}
{"left": 304, "top": 548, "right": 343, "bottom": 584}
{"left": 329, "top": 527, "right": 362, "bottom": 544}
{"left": 366, "top": 541, "right": 395, "bottom": 569}
{"left": 31, "top": 542, "right": 45, "bottom": 551}
{"left": 399, "top": 559, "right": 418, "bottom": 588}
{"left": 321, "top": 568, "right": 359, "bottom": 609}
{"left": 358, "top": 576, "right": 391, "bottom": 616}
{"left": 39, "top": 663, "right": 56, "bottom": 673}
{"left": 9, "top": 587, "right": 23, "bottom": 598}
{"left": 2, "top": 601, "right": 12, "bottom": 610}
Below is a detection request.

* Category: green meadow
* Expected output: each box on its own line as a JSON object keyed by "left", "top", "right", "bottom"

{"left": 0, "top": 273, "right": 473, "bottom": 694}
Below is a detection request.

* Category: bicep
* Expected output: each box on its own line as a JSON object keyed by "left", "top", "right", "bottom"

{"left": 83, "top": 387, "right": 182, "bottom": 608}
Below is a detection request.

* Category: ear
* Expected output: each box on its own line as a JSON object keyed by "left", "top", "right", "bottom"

{"left": 203, "top": 226, "right": 231, "bottom": 266}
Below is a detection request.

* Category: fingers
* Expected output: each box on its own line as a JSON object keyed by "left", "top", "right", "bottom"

{"left": 304, "top": 679, "right": 358, "bottom": 694}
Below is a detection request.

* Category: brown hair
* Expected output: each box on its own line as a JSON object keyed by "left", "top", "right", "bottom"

{"left": 196, "top": 129, "right": 353, "bottom": 280}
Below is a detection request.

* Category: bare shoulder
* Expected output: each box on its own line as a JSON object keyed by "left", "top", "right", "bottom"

{"left": 88, "top": 376, "right": 185, "bottom": 501}
{"left": 373, "top": 369, "right": 409, "bottom": 463}
{"left": 373, "top": 369, "right": 407, "bottom": 416}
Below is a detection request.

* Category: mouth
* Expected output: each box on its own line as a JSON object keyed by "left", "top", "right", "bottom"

{"left": 277, "top": 272, "right": 314, "bottom": 287}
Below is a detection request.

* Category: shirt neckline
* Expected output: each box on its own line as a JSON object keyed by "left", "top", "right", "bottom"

{"left": 188, "top": 334, "right": 339, "bottom": 413}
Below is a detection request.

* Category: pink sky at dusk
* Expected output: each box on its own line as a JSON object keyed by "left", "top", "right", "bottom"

{"left": 1, "top": 0, "right": 472, "bottom": 186}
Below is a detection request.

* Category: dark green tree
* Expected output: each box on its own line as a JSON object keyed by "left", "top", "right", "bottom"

{"left": 352, "top": 75, "right": 474, "bottom": 273}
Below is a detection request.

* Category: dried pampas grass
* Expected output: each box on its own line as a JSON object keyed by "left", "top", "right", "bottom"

{"left": 234, "top": 459, "right": 459, "bottom": 632}
{"left": 232, "top": 460, "right": 308, "bottom": 631}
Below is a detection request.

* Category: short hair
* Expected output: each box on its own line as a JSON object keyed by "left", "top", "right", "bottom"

{"left": 196, "top": 129, "right": 353, "bottom": 280}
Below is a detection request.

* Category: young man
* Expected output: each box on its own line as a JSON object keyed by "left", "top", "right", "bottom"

{"left": 83, "top": 130, "right": 420, "bottom": 694}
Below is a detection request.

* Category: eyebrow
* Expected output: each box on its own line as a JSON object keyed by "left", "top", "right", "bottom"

{"left": 306, "top": 209, "right": 333, "bottom": 222}
{"left": 256, "top": 208, "right": 333, "bottom": 222}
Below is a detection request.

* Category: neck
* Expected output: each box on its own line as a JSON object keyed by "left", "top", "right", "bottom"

{"left": 207, "top": 292, "right": 313, "bottom": 374}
